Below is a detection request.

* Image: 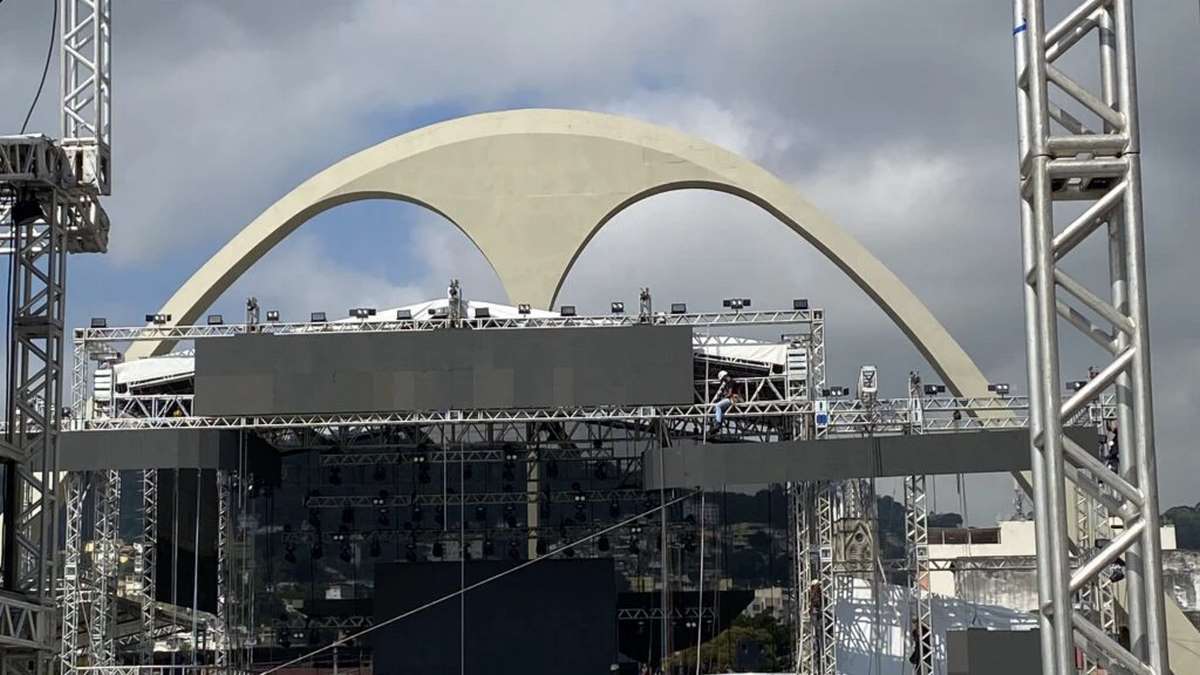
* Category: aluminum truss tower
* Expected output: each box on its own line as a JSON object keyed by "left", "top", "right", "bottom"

{"left": 0, "top": 1, "right": 111, "bottom": 671}
{"left": 1014, "top": 1, "right": 1168, "bottom": 674}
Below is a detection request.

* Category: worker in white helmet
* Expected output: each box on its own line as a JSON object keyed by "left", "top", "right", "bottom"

{"left": 711, "top": 370, "right": 739, "bottom": 431}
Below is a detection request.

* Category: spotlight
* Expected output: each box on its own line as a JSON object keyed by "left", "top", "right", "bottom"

{"left": 396, "top": 309, "right": 413, "bottom": 320}
{"left": 504, "top": 446, "right": 522, "bottom": 462}
{"left": 987, "top": 383, "right": 1011, "bottom": 395}
{"left": 722, "top": 298, "right": 752, "bottom": 310}
{"left": 311, "top": 543, "right": 324, "bottom": 560}
{"left": 145, "top": 313, "right": 171, "bottom": 325}
{"left": 517, "top": 303, "right": 532, "bottom": 315}
{"left": 266, "top": 310, "right": 280, "bottom": 322}
{"left": 559, "top": 305, "right": 577, "bottom": 317}
{"left": 430, "top": 307, "right": 449, "bottom": 319}
{"left": 310, "top": 312, "right": 327, "bottom": 323}
{"left": 821, "top": 386, "right": 849, "bottom": 398}
{"left": 1067, "top": 380, "right": 1088, "bottom": 392}
{"left": 206, "top": 314, "right": 224, "bottom": 326}
{"left": 793, "top": 298, "right": 810, "bottom": 310}
{"left": 90, "top": 317, "right": 107, "bottom": 328}
{"left": 349, "top": 307, "right": 377, "bottom": 319}
{"left": 922, "top": 384, "right": 947, "bottom": 396}
{"left": 670, "top": 303, "right": 688, "bottom": 315}
{"left": 610, "top": 302, "right": 624, "bottom": 314}
{"left": 473, "top": 306, "right": 491, "bottom": 319}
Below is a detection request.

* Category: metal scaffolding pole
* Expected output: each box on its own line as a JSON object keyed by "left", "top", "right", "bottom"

{"left": 1014, "top": 1, "right": 1169, "bottom": 673}
{"left": 60, "top": 473, "right": 87, "bottom": 675}
{"left": 140, "top": 468, "right": 159, "bottom": 664}
{"left": 815, "top": 482, "right": 837, "bottom": 675}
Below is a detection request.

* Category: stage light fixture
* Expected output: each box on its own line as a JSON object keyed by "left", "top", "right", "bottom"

{"left": 1067, "top": 380, "right": 1088, "bottom": 392}
{"left": 722, "top": 298, "right": 752, "bottom": 310}
{"left": 670, "top": 303, "right": 687, "bottom": 315}
{"left": 922, "top": 384, "right": 947, "bottom": 396}
{"left": 793, "top": 298, "right": 809, "bottom": 310}
{"left": 266, "top": 310, "right": 280, "bottom": 322}
{"left": 610, "top": 302, "right": 624, "bottom": 314}
{"left": 559, "top": 305, "right": 576, "bottom": 317}
{"left": 310, "top": 311, "right": 327, "bottom": 323}
{"left": 396, "top": 309, "right": 413, "bottom": 320}
{"left": 206, "top": 314, "right": 224, "bottom": 326}
{"left": 821, "top": 386, "right": 849, "bottom": 398}
{"left": 90, "top": 317, "right": 107, "bottom": 328}
{"left": 145, "top": 313, "right": 171, "bottom": 325}
{"left": 349, "top": 307, "right": 377, "bottom": 319}
{"left": 473, "top": 306, "right": 491, "bottom": 319}
{"left": 987, "top": 383, "right": 1011, "bottom": 395}
{"left": 518, "top": 303, "right": 531, "bottom": 314}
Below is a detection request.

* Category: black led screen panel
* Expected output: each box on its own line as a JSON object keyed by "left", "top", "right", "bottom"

{"left": 194, "top": 326, "right": 692, "bottom": 415}
{"left": 372, "top": 559, "right": 617, "bottom": 675}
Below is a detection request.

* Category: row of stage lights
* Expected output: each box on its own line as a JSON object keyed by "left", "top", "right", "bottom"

{"left": 91, "top": 297, "right": 813, "bottom": 328}
{"left": 818, "top": 382, "right": 1013, "bottom": 398}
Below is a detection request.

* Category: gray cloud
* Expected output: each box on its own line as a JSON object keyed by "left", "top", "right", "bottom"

{"left": 1, "top": 1, "right": 1197, "bottom": 520}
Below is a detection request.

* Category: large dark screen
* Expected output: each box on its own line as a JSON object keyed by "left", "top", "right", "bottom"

{"left": 372, "top": 559, "right": 617, "bottom": 675}
{"left": 194, "top": 326, "right": 693, "bottom": 415}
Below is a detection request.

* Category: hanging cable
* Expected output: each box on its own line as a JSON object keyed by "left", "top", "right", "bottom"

{"left": 19, "top": 0, "right": 57, "bottom": 134}
{"left": 261, "top": 489, "right": 700, "bottom": 675}
{"left": 693, "top": 491, "right": 705, "bottom": 675}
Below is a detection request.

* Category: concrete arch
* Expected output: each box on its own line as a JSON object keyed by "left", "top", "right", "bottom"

{"left": 127, "top": 108, "right": 990, "bottom": 397}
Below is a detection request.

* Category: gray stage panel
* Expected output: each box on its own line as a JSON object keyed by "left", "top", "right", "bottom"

{"left": 644, "top": 429, "right": 1095, "bottom": 489}
{"left": 194, "top": 325, "right": 693, "bottom": 415}
{"left": 57, "top": 429, "right": 279, "bottom": 479}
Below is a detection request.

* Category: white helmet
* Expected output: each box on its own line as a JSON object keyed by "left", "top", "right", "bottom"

{"left": 717, "top": 370, "right": 729, "bottom": 381}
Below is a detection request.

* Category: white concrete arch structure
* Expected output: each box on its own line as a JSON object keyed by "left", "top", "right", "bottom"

{"left": 127, "top": 108, "right": 989, "bottom": 397}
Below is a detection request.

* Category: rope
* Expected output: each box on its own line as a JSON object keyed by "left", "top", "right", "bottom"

{"left": 260, "top": 489, "right": 701, "bottom": 675}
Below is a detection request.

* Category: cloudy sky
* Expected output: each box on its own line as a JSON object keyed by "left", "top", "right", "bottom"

{"left": 1, "top": 1, "right": 1197, "bottom": 522}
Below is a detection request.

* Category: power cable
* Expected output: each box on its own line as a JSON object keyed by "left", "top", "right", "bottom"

{"left": 260, "top": 489, "right": 701, "bottom": 675}
{"left": 20, "top": 0, "right": 57, "bottom": 134}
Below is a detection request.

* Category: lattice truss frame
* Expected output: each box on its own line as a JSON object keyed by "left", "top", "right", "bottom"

{"left": 1013, "top": 1, "right": 1168, "bottom": 674}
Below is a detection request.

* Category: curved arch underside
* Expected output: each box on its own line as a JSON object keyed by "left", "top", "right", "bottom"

{"left": 128, "top": 108, "right": 991, "bottom": 398}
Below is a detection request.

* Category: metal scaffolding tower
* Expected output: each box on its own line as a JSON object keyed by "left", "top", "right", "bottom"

{"left": 0, "top": 0, "right": 111, "bottom": 671}
{"left": 1013, "top": 1, "right": 1169, "bottom": 674}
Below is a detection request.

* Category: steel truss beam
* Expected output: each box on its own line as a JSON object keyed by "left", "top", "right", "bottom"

{"left": 1014, "top": 2, "right": 1168, "bottom": 674}
{"left": 60, "top": 0, "right": 112, "bottom": 195}
{"left": 74, "top": 308, "right": 824, "bottom": 342}
{"left": 139, "top": 469, "right": 157, "bottom": 664}
{"left": 73, "top": 394, "right": 1112, "bottom": 433}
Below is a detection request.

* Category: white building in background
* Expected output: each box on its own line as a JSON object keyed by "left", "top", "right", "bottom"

{"left": 927, "top": 520, "right": 1177, "bottom": 612}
